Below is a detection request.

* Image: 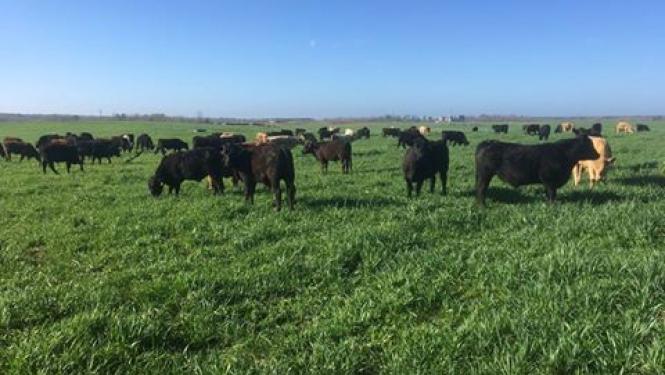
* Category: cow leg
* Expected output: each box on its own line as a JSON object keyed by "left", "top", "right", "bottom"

{"left": 49, "top": 162, "right": 58, "bottom": 175}
{"left": 405, "top": 179, "right": 413, "bottom": 198}
{"left": 19, "top": 155, "right": 24, "bottom": 162}
{"left": 440, "top": 169, "right": 448, "bottom": 195}
{"left": 273, "top": 182, "right": 282, "bottom": 212}
{"left": 168, "top": 186, "right": 174, "bottom": 195}
{"left": 286, "top": 181, "right": 296, "bottom": 210}
{"left": 545, "top": 185, "right": 557, "bottom": 203}
{"left": 429, "top": 176, "right": 435, "bottom": 193}
{"left": 107, "top": 157, "right": 111, "bottom": 164}
{"left": 79, "top": 161, "right": 84, "bottom": 172}
{"left": 42, "top": 161, "right": 48, "bottom": 174}
{"left": 66, "top": 162, "right": 71, "bottom": 173}
{"left": 475, "top": 170, "right": 493, "bottom": 207}
{"left": 572, "top": 165, "right": 581, "bottom": 186}
{"left": 415, "top": 180, "right": 424, "bottom": 196}
{"left": 174, "top": 184, "right": 181, "bottom": 196}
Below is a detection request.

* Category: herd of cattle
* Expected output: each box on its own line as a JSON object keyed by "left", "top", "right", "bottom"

{"left": 0, "top": 120, "right": 651, "bottom": 209}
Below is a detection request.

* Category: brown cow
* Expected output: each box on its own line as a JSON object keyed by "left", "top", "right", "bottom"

{"left": 572, "top": 137, "right": 615, "bottom": 187}
{"left": 615, "top": 121, "right": 634, "bottom": 134}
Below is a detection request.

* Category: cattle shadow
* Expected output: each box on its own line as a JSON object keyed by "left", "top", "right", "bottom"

{"left": 300, "top": 196, "right": 398, "bottom": 209}
{"left": 461, "top": 187, "right": 626, "bottom": 205}
{"left": 354, "top": 149, "right": 383, "bottom": 157}
{"left": 460, "top": 187, "right": 538, "bottom": 204}
{"left": 559, "top": 190, "right": 626, "bottom": 204}
{"left": 615, "top": 175, "right": 665, "bottom": 188}
{"left": 618, "top": 161, "right": 659, "bottom": 172}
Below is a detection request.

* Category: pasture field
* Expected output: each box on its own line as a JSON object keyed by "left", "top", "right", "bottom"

{"left": 1, "top": 119, "right": 664, "bottom": 373}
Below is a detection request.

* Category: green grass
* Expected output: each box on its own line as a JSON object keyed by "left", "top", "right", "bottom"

{"left": 1, "top": 119, "right": 664, "bottom": 373}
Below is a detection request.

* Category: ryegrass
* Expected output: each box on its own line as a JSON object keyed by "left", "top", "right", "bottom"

{"left": 1, "top": 119, "right": 664, "bottom": 373}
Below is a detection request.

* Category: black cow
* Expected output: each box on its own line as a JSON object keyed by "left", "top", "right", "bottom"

{"left": 636, "top": 124, "right": 651, "bottom": 132}
{"left": 40, "top": 142, "right": 84, "bottom": 174}
{"left": 538, "top": 124, "right": 551, "bottom": 141}
{"left": 523, "top": 124, "right": 540, "bottom": 135}
{"left": 472, "top": 127, "right": 479, "bottom": 132}
{"left": 267, "top": 129, "right": 294, "bottom": 137}
{"left": 403, "top": 137, "right": 449, "bottom": 197}
{"left": 492, "top": 124, "right": 509, "bottom": 134}
{"left": 219, "top": 134, "right": 247, "bottom": 144}
{"left": 122, "top": 134, "right": 135, "bottom": 152}
{"left": 78, "top": 139, "right": 121, "bottom": 164}
{"left": 318, "top": 127, "right": 340, "bottom": 140}
{"left": 356, "top": 127, "right": 370, "bottom": 139}
{"left": 302, "top": 139, "right": 352, "bottom": 174}
{"left": 79, "top": 132, "right": 94, "bottom": 141}
{"left": 474, "top": 136, "right": 599, "bottom": 206}
{"left": 3, "top": 141, "right": 40, "bottom": 161}
{"left": 299, "top": 132, "right": 317, "bottom": 143}
{"left": 397, "top": 128, "right": 424, "bottom": 148}
{"left": 136, "top": 133, "right": 155, "bottom": 152}
{"left": 220, "top": 143, "right": 296, "bottom": 211}
{"left": 554, "top": 124, "right": 563, "bottom": 133}
{"left": 441, "top": 131, "right": 469, "bottom": 146}
{"left": 36, "top": 134, "right": 65, "bottom": 149}
{"left": 148, "top": 148, "right": 227, "bottom": 196}
{"left": 155, "top": 138, "right": 188, "bottom": 155}
{"left": 382, "top": 127, "right": 401, "bottom": 137}
{"left": 591, "top": 123, "right": 603, "bottom": 136}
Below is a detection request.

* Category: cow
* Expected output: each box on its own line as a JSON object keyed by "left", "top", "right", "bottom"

{"left": 403, "top": 137, "right": 449, "bottom": 197}
{"left": 220, "top": 143, "right": 296, "bottom": 211}
{"left": 135, "top": 133, "right": 155, "bottom": 152}
{"left": 3, "top": 141, "right": 40, "bottom": 162}
{"left": 398, "top": 128, "right": 424, "bottom": 148}
{"left": 148, "top": 147, "right": 227, "bottom": 196}
{"left": 591, "top": 123, "right": 603, "bottom": 136}
{"left": 318, "top": 127, "right": 340, "bottom": 141}
{"left": 538, "top": 124, "right": 551, "bottom": 141}
{"left": 474, "top": 135, "right": 599, "bottom": 206}
{"left": 523, "top": 124, "right": 540, "bottom": 135}
{"left": 492, "top": 124, "right": 509, "bottom": 134}
{"left": 266, "top": 129, "right": 293, "bottom": 137}
{"left": 295, "top": 128, "right": 307, "bottom": 136}
{"left": 382, "top": 127, "right": 401, "bottom": 138}
{"left": 356, "top": 127, "right": 370, "bottom": 139}
{"left": 559, "top": 122, "right": 575, "bottom": 133}
{"left": 262, "top": 135, "right": 301, "bottom": 150}
{"left": 79, "top": 132, "right": 94, "bottom": 141}
{"left": 4, "top": 136, "right": 24, "bottom": 143}
{"left": 218, "top": 133, "right": 246, "bottom": 143}
{"left": 299, "top": 132, "right": 317, "bottom": 143}
{"left": 636, "top": 124, "right": 650, "bottom": 132}
{"left": 441, "top": 131, "right": 469, "bottom": 146}
{"left": 302, "top": 139, "right": 352, "bottom": 174}
{"left": 155, "top": 138, "right": 188, "bottom": 155}
{"left": 572, "top": 137, "right": 615, "bottom": 188}
{"left": 472, "top": 127, "right": 478, "bottom": 132}
{"left": 194, "top": 135, "right": 225, "bottom": 150}
{"left": 109, "top": 136, "right": 132, "bottom": 153}
{"left": 344, "top": 128, "right": 356, "bottom": 137}
{"left": 36, "top": 134, "right": 65, "bottom": 149}
{"left": 122, "top": 134, "right": 135, "bottom": 152}
{"left": 78, "top": 139, "right": 121, "bottom": 164}
{"left": 418, "top": 126, "right": 431, "bottom": 136}
{"left": 39, "top": 142, "right": 84, "bottom": 174}
{"left": 615, "top": 121, "right": 634, "bottom": 134}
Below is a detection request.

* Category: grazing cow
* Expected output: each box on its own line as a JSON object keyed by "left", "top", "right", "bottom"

{"left": 148, "top": 148, "right": 227, "bottom": 196}
{"left": 475, "top": 136, "right": 599, "bottom": 206}
{"left": 263, "top": 135, "right": 301, "bottom": 150}
{"left": 636, "top": 124, "right": 650, "bottom": 132}
{"left": 295, "top": 128, "right": 307, "bottom": 136}
{"left": 382, "top": 127, "right": 401, "bottom": 138}
{"left": 559, "top": 122, "right": 575, "bottom": 133}
{"left": 403, "top": 137, "right": 449, "bottom": 197}
{"left": 79, "top": 132, "right": 94, "bottom": 141}
{"left": 472, "top": 127, "right": 478, "bottom": 132}
{"left": 36, "top": 134, "right": 65, "bottom": 149}
{"left": 317, "top": 127, "right": 340, "bottom": 140}
{"left": 109, "top": 136, "right": 132, "bottom": 153}
{"left": 538, "top": 124, "right": 551, "bottom": 141}
{"left": 491, "top": 124, "right": 509, "bottom": 134}
{"left": 441, "top": 131, "right": 469, "bottom": 146}
{"left": 398, "top": 128, "right": 425, "bottom": 148}
{"left": 615, "top": 121, "right": 634, "bottom": 134}
{"left": 155, "top": 138, "right": 188, "bottom": 154}
{"left": 356, "top": 127, "right": 370, "bottom": 139}
{"left": 591, "top": 123, "right": 603, "bottom": 136}
{"left": 3, "top": 141, "right": 40, "bottom": 161}
{"left": 39, "top": 142, "right": 84, "bottom": 174}
{"left": 136, "top": 133, "right": 155, "bottom": 152}
{"left": 523, "top": 124, "right": 540, "bottom": 136}
{"left": 78, "top": 139, "right": 121, "bottom": 164}
{"left": 418, "top": 126, "right": 431, "bottom": 136}
{"left": 299, "top": 132, "right": 317, "bottom": 143}
{"left": 220, "top": 143, "right": 296, "bottom": 211}
{"left": 572, "top": 136, "right": 615, "bottom": 188}
{"left": 122, "top": 134, "right": 135, "bottom": 152}
{"left": 302, "top": 139, "right": 352, "bottom": 174}
{"left": 344, "top": 128, "right": 356, "bottom": 137}
{"left": 266, "top": 129, "right": 293, "bottom": 137}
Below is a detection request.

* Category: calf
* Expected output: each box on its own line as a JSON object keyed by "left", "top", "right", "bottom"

{"left": 441, "top": 131, "right": 469, "bottom": 146}
{"left": 3, "top": 141, "right": 40, "bottom": 161}
{"left": 40, "top": 142, "right": 84, "bottom": 174}
{"left": 155, "top": 138, "right": 188, "bottom": 154}
{"left": 220, "top": 143, "right": 296, "bottom": 211}
{"left": 148, "top": 148, "right": 227, "bottom": 196}
{"left": 572, "top": 136, "right": 615, "bottom": 188}
{"left": 382, "top": 127, "right": 401, "bottom": 137}
{"left": 492, "top": 124, "right": 509, "bottom": 134}
{"left": 538, "top": 124, "right": 551, "bottom": 141}
{"left": 135, "top": 133, "right": 155, "bottom": 152}
{"left": 475, "top": 136, "right": 599, "bottom": 206}
{"left": 302, "top": 139, "right": 352, "bottom": 174}
{"left": 356, "top": 127, "right": 370, "bottom": 139}
{"left": 403, "top": 137, "right": 449, "bottom": 197}
{"left": 636, "top": 124, "right": 650, "bottom": 132}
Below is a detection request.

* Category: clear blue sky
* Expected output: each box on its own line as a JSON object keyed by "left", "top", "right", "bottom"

{"left": 1, "top": 1, "right": 664, "bottom": 118}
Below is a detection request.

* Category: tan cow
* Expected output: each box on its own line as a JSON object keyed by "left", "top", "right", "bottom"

{"left": 255, "top": 132, "right": 269, "bottom": 144}
{"left": 344, "top": 128, "right": 356, "bottom": 137}
{"left": 418, "top": 126, "right": 431, "bottom": 136}
{"left": 615, "top": 121, "right": 634, "bottom": 134}
{"left": 572, "top": 136, "right": 615, "bottom": 188}
{"left": 560, "top": 122, "right": 575, "bottom": 132}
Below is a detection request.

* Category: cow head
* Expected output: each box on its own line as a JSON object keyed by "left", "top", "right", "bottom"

{"left": 148, "top": 176, "right": 164, "bottom": 197}
{"left": 28, "top": 145, "right": 41, "bottom": 161}
{"left": 569, "top": 136, "right": 600, "bottom": 162}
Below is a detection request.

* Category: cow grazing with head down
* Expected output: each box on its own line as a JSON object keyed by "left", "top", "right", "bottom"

{"left": 636, "top": 124, "right": 650, "bottom": 132}
{"left": 78, "top": 139, "right": 122, "bottom": 164}
{"left": 302, "top": 139, "right": 352, "bottom": 174}
{"left": 472, "top": 126, "right": 478, "bottom": 132}
{"left": 403, "top": 137, "right": 449, "bottom": 197}
{"left": 492, "top": 124, "right": 509, "bottom": 134}
{"left": 538, "top": 125, "right": 551, "bottom": 141}
{"left": 39, "top": 142, "right": 84, "bottom": 174}
{"left": 615, "top": 121, "right": 634, "bottom": 134}
{"left": 136, "top": 133, "right": 155, "bottom": 152}
{"left": 149, "top": 147, "right": 227, "bottom": 196}
{"left": 382, "top": 127, "right": 401, "bottom": 138}
{"left": 317, "top": 127, "right": 340, "bottom": 141}
{"left": 155, "top": 138, "right": 188, "bottom": 154}
{"left": 3, "top": 140, "right": 40, "bottom": 162}
{"left": 523, "top": 124, "right": 540, "bottom": 135}
{"left": 591, "top": 123, "right": 602, "bottom": 136}
{"left": 572, "top": 136, "right": 615, "bottom": 188}
{"left": 356, "top": 127, "right": 370, "bottom": 139}
{"left": 441, "top": 131, "right": 469, "bottom": 146}
{"left": 475, "top": 135, "right": 599, "bottom": 206}
{"left": 79, "top": 132, "right": 94, "bottom": 141}
{"left": 220, "top": 143, "right": 296, "bottom": 211}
